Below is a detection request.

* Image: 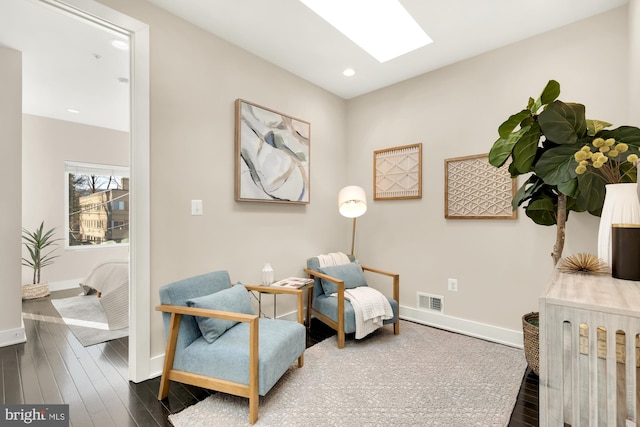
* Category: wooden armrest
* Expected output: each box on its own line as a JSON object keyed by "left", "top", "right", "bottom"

{"left": 155, "top": 304, "right": 257, "bottom": 323}
{"left": 361, "top": 265, "right": 399, "bottom": 278}
{"left": 243, "top": 284, "right": 303, "bottom": 296}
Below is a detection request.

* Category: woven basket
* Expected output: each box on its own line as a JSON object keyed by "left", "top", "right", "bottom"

{"left": 522, "top": 312, "right": 539, "bottom": 376}
{"left": 21, "top": 282, "right": 50, "bottom": 299}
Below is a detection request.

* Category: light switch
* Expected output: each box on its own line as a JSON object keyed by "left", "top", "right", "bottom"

{"left": 191, "top": 199, "right": 203, "bottom": 216}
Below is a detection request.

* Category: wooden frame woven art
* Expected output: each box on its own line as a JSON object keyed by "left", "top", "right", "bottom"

{"left": 374, "top": 143, "right": 422, "bottom": 200}
{"left": 444, "top": 153, "right": 516, "bottom": 219}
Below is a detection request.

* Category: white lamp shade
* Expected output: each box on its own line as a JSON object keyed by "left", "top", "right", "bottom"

{"left": 338, "top": 185, "right": 367, "bottom": 218}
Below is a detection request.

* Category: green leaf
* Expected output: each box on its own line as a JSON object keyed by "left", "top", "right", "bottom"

{"left": 557, "top": 178, "right": 578, "bottom": 199}
{"left": 526, "top": 196, "right": 557, "bottom": 226}
{"left": 540, "top": 80, "right": 561, "bottom": 105}
{"left": 598, "top": 126, "right": 640, "bottom": 148}
{"left": 489, "top": 126, "right": 531, "bottom": 168}
{"left": 498, "top": 110, "right": 531, "bottom": 139}
{"left": 586, "top": 119, "right": 612, "bottom": 136}
{"left": 531, "top": 80, "right": 560, "bottom": 113}
{"left": 512, "top": 175, "right": 545, "bottom": 209}
{"left": 527, "top": 97, "right": 535, "bottom": 111}
{"left": 535, "top": 144, "right": 581, "bottom": 190}
{"left": 511, "top": 122, "right": 541, "bottom": 174}
{"left": 538, "top": 101, "right": 586, "bottom": 144}
{"left": 576, "top": 173, "right": 606, "bottom": 216}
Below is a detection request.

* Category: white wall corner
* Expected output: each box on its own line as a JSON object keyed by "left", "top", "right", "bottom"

{"left": 0, "top": 320, "right": 27, "bottom": 348}
{"left": 400, "top": 305, "right": 524, "bottom": 349}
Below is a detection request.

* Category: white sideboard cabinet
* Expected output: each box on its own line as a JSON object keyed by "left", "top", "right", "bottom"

{"left": 540, "top": 270, "right": 640, "bottom": 426}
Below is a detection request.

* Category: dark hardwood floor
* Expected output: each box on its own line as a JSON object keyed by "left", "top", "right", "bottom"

{"left": 8, "top": 289, "right": 538, "bottom": 426}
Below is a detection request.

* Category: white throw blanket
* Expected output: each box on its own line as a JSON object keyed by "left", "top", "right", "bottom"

{"left": 343, "top": 287, "right": 393, "bottom": 339}
{"left": 317, "top": 252, "right": 351, "bottom": 267}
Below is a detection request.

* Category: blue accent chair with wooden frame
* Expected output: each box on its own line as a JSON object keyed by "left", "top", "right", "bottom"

{"left": 156, "top": 270, "right": 306, "bottom": 424}
{"left": 304, "top": 255, "right": 399, "bottom": 349}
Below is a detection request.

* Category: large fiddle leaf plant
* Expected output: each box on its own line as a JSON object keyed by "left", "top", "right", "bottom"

{"left": 489, "top": 80, "right": 640, "bottom": 265}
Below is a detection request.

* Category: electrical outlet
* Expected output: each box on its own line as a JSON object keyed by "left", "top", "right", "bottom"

{"left": 191, "top": 199, "right": 203, "bottom": 216}
{"left": 447, "top": 278, "right": 458, "bottom": 292}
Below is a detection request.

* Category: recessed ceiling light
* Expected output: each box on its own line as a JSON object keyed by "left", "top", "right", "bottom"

{"left": 343, "top": 68, "right": 356, "bottom": 77}
{"left": 111, "top": 39, "right": 129, "bottom": 50}
{"left": 67, "top": 109, "right": 80, "bottom": 114}
{"left": 300, "top": 0, "right": 432, "bottom": 63}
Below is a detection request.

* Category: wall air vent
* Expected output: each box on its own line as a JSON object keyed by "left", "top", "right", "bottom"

{"left": 417, "top": 292, "right": 444, "bottom": 314}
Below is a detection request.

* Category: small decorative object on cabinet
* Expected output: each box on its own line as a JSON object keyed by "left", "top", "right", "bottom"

{"left": 557, "top": 252, "right": 609, "bottom": 275}
{"left": 597, "top": 183, "right": 640, "bottom": 266}
{"left": 21, "top": 221, "right": 60, "bottom": 299}
{"left": 611, "top": 224, "right": 640, "bottom": 280}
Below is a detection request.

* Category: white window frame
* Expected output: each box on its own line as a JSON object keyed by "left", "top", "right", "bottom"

{"left": 64, "top": 160, "right": 130, "bottom": 250}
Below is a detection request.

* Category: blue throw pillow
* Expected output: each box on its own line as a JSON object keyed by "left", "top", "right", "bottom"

{"left": 318, "top": 262, "right": 368, "bottom": 295}
{"left": 186, "top": 284, "right": 254, "bottom": 343}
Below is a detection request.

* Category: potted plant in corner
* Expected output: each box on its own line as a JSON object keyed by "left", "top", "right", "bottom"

{"left": 21, "top": 221, "right": 60, "bottom": 299}
{"left": 488, "top": 80, "right": 640, "bottom": 374}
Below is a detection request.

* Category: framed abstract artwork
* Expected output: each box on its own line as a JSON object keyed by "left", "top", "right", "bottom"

{"left": 374, "top": 143, "right": 422, "bottom": 200}
{"left": 235, "top": 99, "right": 310, "bottom": 204}
{"left": 444, "top": 153, "right": 516, "bottom": 219}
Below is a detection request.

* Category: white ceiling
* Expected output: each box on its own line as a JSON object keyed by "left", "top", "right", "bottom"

{"left": 0, "top": 0, "right": 130, "bottom": 132}
{"left": 0, "top": 0, "right": 628, "bottom": 131}
{"left": 148, "top": 0, "right": 628, "bottom": 99}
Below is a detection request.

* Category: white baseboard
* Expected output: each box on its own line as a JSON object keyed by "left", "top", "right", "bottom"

{"left": 48, "top": 278, "right": 83, "bottom": 292}
{"left": 0, "top": 320, "right": 27, "bottom": 348}
{"left": 149, "top": 354, "right": 164, "bottom": 380}
{"left": 400, "top": 306, "right": 523, "bottom": 349}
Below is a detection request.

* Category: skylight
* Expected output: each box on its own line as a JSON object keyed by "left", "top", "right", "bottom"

{"left": 300, "top": 0, "right": 432, "bottom": 63}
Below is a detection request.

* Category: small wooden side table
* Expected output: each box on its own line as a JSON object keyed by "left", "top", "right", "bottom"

{"left": 244, "top": 283, "right": 313, "bottom": 326}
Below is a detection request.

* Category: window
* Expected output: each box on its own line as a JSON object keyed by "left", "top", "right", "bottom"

{"left": 65, "top": 161, "right": 130, "bottom": 248}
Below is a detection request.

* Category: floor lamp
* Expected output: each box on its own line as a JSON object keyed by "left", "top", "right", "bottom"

{"left": 338, "top": 185, "right": 367, "bottom": 255}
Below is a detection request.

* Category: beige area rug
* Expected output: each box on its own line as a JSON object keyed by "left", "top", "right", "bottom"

{"left": 169, "top": 320, "right": 527, "bottom": 426}
{"left": 49, "top": 294, "right": 128, "bottom": 346}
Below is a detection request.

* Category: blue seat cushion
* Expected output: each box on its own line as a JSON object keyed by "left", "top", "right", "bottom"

{"left": 174, "top": 318, "right": 306, "bottom": 396}
{"left": 313, "top": 293, "right": 399, "bottom": 334}
{"left": 318, "top": 262, "right": 368, "bottom": 295}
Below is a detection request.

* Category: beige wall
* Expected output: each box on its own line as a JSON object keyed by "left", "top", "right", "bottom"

{"left": 96, "top": 1, "right": 635, "bottom": 358}
{"left": 346, "top": 7, "right": 630, "bottom": 331}
{"left": 0, "top": 46, "right": 24, "bottom": 341}
{"left": 4, "top": 0, "right": 630, "bottom": 355}
{"left": 21, "top": 114, "right": 129, "bottom": 285}
{"left": 98, "top": 0, "right": 349, "bottom": 357}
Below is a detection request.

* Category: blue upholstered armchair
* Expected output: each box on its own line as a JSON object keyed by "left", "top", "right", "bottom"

{"left": 305, "top": 254, "right": 400, "bottom": 348}
{"left": 156, "top": 271, "right": 306, "bottom": 424}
